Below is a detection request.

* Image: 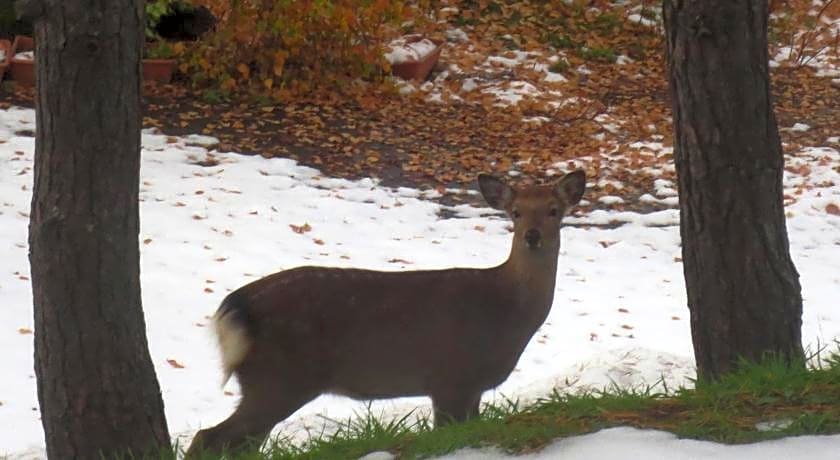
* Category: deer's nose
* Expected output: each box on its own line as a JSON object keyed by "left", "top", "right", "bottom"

{"left": 524, "top": 229, "right": 541, "bottom": 248}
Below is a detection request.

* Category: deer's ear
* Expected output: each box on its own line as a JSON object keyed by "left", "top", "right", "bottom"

{"left": 555, "top": 170, "right": 585, "bottom": 206}
{"left": 478, "top": 173, "right": 514, "bottom": 210}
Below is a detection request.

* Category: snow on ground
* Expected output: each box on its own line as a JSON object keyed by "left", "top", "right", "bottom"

{"left": 431, "top": 427, "right": 840, "bottom": 460}
{"left": 1, "top": 106, "right": 839, "bottom": 458}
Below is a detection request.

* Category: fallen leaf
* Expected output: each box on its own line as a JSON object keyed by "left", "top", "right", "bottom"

{"left": 166, "top": 359, "right": 185, "bottom": 369}
{"left": 388, "top": 258, "right": 413, "bottom": 264}
{"left": 290, "top": 223, "right": 312, "bottom": 234}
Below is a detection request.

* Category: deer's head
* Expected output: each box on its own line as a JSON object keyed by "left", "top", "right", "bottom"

{"left": 478, "top": 170, "right": 585, "bottom": 252}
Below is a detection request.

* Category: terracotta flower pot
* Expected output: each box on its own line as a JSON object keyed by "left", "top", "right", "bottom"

{"left": 0, "top": 39, "right": 12, "bottom": 82}
{"left": 142, "top": 58, "right": 177, "bottom": 83}
{"left": 387, "top": 35, "right": 443, "bottom": 82}
{"left": 10, "top": 35, "right": 35, "bottom": 86}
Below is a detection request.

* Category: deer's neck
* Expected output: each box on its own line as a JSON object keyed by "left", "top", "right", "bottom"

{"left": 498, "top": 241, "right": 561, "bottom": 318}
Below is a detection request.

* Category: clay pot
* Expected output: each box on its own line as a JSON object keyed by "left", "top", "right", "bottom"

{"left": 0, "top": 39, "right": 12, "bottom": 82}
{"left": 389, "top": 35, "right": 443, "bottom": 82}
{"left": 10, "top": 35, "right": 35, "bottom": 86}
{"left": 142, "top": 59, "right": 177, "bottom": 83}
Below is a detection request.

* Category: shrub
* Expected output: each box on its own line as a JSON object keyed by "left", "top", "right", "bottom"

{"left": 185, "top": 0, "right": 423, "bottom": 98}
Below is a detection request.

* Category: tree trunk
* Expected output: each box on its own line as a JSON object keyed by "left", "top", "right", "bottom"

{"left": 28, "top": 1, "right": 171, "bottom": 458}
{"left": 663, "top": 0, "right": 804, "bottom": 381}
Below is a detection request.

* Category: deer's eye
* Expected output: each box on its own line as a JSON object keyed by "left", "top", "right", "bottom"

{"left": 549, "top": 208, "right": 559, "bottom": 217}
{"left": 512, "top": 209, "right": 521, "bottom": 219}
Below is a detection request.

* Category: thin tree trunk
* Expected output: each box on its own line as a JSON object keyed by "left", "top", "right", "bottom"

{"left": 663, "top": 0, "right": 804, "bottom": 381}
{"left": 29, "top": 0, "right": 171, "bottom": 457}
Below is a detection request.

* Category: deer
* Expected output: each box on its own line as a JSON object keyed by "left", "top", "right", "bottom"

{"left": 185, "top": 170, "right": 586, "bottom": 457}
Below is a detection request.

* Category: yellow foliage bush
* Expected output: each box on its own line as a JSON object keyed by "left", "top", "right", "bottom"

{"left": 186, "top": 0, "right": 426, "bottom": 98}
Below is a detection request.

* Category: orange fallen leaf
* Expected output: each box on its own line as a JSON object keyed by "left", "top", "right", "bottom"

{"left": 18, "top": 327, "right": 33, "bottom": 334}
{"left": 826, "top": 203, "right": 840, "bottom": 216}
{"left": 290, "top": 223, "right": 312, "bottom": 234}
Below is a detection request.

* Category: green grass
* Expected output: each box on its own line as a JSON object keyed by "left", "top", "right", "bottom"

{"left": 548, "top": 60, "right": 570, "bottom": 74}
{"left": 578, "top": 46, "right": 617, "bottom": 63}
{"left": 188, "top": 350, "right": 840, "bottom": 459}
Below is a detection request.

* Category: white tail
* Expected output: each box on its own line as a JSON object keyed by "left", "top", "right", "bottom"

{"left": 186, "top": 170, "right": 586, "bottom": 457}
{"left": 214, "top": 302, "right": 251, "bottom": 387}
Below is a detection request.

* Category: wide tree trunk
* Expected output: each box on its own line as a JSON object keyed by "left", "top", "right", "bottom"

{"left": 663, "top": 0, "right": 804, "bottom": 381}
{"left": 28, "top": 0, "right": 171, "bottom": 458}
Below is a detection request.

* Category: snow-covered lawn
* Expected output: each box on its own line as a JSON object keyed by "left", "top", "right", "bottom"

{"left": 434, "top": 427, "right": 840, "bottom": 460}
{"left": 1, "top": 106, "right": 839, "bottom": 459}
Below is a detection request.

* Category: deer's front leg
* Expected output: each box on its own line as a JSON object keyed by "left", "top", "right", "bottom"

{"left": 432, "top": 389, "right": 482, "bottom": 427}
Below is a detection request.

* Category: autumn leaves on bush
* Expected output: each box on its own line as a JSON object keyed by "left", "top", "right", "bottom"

{"left": 183, "top": 0, "right": 428, "bottom": 98}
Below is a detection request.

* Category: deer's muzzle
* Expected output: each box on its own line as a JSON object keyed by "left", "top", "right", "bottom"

{"left": 524, "top": 229, "right": 541, "bottom": 249}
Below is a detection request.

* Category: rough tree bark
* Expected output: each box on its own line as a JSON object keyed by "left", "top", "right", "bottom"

{"left": 28, "top": 0, "right": 171, "bottom": 457}
{"left": 663, "top": 0, "right": 804, "bottom": 381}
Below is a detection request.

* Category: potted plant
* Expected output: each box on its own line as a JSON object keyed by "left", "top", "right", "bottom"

{"left": 385, "top": 34, "right": 443, "bottom": 82}
{"left": 9, "top": 34, "right": 35, "bottom": 86}
{"left": 141, "top": 0, "right": 180, "bottom": 83}
{"left": 143, "top": 40, "right": 178, "bottom": 83}
{"left": 0, "top": 39, "right": 12, "bottom": 82}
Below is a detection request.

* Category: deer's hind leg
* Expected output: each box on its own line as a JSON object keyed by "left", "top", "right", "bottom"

{"left": 185, "top": 367, "right": 318, "bottom": 458}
